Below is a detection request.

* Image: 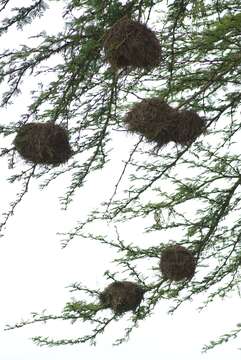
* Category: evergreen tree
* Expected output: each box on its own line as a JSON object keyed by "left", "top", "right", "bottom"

{"left": 1, "top": 0, "right": 241, "bottom": 352}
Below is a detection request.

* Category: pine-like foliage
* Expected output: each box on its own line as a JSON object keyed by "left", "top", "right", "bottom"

{"left": 1, "top": 0, "right": 241, "bottom": 352}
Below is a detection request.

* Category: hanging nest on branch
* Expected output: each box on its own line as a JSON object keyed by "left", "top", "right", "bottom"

{"left": 124, "top": 98, "right": 178, "bottom": 147}
{"left": 124, "top": 98, "right": 206, "bottom": 147}
{"left": 172, "top": 110, "right": 206, "bottom": 145}
{"left": 160, "top": 245, "right": 196, "bottom": 281}
{"left": 99, "top": 281, "right": 144, "bottom": 314}
{"left": 14, "top": 122, "right": 72, "bottom": 165}
{"left": 103, "top": 16, "right": 161, "bottom": 69}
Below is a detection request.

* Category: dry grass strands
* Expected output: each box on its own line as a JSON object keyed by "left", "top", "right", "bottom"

{"left": 14, "top": 123, "right": 72, "bottom": 165}
{"left": 124, "top": 98, "right": 178, "bottom": 147}
{"left": 160, "top": 245, "right": 196, "bottom": 281}
{"left": 103, "top": 16, "right": 161, "bottom": 69}
{"left": 99, "top": 281, "right": 144, "bottom": 314}
{"left": 172, "top": 110, "right": 206, "bottom": 145}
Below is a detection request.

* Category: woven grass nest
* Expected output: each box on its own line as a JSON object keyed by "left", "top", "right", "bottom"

{"left": 173, "top": 110, "right": 206, "bottom": 145}
{"left": 99, "top": 281, "right": 144, "bottom": 314}
{"left": 160, "top": 245, "right": 196, "bottom": 281}
{"left": 124, "top": 98, "right": 206, "bottom": 147}
{"left": 14, "top": 122, "right": 72, "bottom": 165}
{"left": 124, "top": 98, "right": 177, "bottom": 147}
{"left": 103, "top": 16, "right": 161, "bottom": 69}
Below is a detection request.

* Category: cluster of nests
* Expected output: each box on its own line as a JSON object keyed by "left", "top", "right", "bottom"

{"left": 13, "top": 97, "right": 205, "bottom": 166}
{"left": 124, "top": 98, "right": 206, "bottom": 147}
{"left": 98, "top": 17, "right": 199, "bottom": 316}
{"left": 103, "top": 17, "right": 206, "bottom": 147}
{"left": 103, "top": 18, "right": 197, "bottom": 311}
{"left": 13, "top": 17, "right": 205, "bottom": 165}
{"left": 12, "top": 17, "right": 200, "bottom": 313}
{"left": 100, "top": 245, "right": 196, "bottom": 315}
{"left": 10, "top": 16, "right": 200, "bottom": 322}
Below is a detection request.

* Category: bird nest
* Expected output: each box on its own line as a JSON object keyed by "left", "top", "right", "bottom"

{"left": 103, "top": 16, "right": 161, "bottom": 69}
{"left": 14, "top": 122, "right": 72, "bottom": 165}
{"left": 124, "top": 98, "right": 178, "bottom": 147}
{"left": 124, "top": 98, "right": 206, "bottom": 147}
{"left": 99, "top": 281, "right": 144, "bottom": 314}
{"left": 172, "top": 110, "right": 206, "bottom": 145}
{"left": 160, "top": 245, "right": 196, "bottom": 281}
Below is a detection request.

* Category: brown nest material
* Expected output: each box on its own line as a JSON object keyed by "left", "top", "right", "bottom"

{"left": 160, "top": 245, "right": 196, "bottom": 281}
{"left": 172, "top": 110, "right": 206, "bottom": 145}
{"left": 103, "top": 16, "right": 161, "bottom": 69}
{"left": 124, "top": 98, "right": 178, "bottom": 147}
{"left": 99, "top": 281, "right": 144, "bottom": 314}
{"left": 14, "top": 122, "right": 72, "bottom": 165}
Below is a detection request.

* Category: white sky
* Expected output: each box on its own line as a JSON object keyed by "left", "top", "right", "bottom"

{"left": 0, "top": 1, "right": 240, "bottom": 359}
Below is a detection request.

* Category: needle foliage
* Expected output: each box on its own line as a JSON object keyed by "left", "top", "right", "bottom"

{"left": 1, "top": 0, "right": 241, "bottom": 352}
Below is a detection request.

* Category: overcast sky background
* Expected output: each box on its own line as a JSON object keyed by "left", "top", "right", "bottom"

{"left": 0, "top": 1, "right": 240, "bottom": 359}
